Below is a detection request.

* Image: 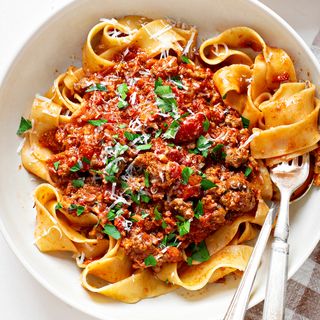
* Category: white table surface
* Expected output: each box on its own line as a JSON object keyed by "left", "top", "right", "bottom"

{"left": 0, "top": 0, "right": 319, "bottom": 319}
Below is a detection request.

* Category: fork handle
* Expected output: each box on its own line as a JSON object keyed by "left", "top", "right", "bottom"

{"left": 223, "top": 205, "right": 277, "bottom": 320}
{"left": 263, "top": 239, "right": 289, "bottom": 320}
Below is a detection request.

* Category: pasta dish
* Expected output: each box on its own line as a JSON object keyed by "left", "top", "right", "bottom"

{"left": 17, "top": 16, "right": 320, "bottom": 303}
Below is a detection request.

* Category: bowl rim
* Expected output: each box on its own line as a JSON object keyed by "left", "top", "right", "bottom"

{"left": 1, "top": 0, "right": 320, "bottom": 319}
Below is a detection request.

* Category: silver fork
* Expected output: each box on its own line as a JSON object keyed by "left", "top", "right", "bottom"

{"left": 263, "top": 154, "right": 310, "bottom": 320}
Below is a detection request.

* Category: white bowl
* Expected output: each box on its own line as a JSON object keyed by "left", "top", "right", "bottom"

{"left": 0, "top": 0, "right": 319, "bottom": 319}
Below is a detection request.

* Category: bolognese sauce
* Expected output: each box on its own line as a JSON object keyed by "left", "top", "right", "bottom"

{"left": 39, "top": 48, "right": 259, "bottom": 269}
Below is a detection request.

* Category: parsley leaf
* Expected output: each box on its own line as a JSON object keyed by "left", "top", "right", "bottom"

{"left": 55, "top": 202, "right": 63, "bottom": 211}
{"left": 201, "top": 179, "right": 217, "bottom": 190}
{"left": 181, "top": 167, "right": 193, "bottom": 185}
{"left": 144, "top": 255, "right": 157, "bottom": 267}
{"left": 144, "top": 171, "right": 150, "bottom": 187}
{"left": 155, "top": 129, "right": 162, "bottom": 138}
{"left": 161, "top": 233, "right": 179, "bottom": 247}
{"left": 117, "top": 83, "right": 129, "bottom": 109}
{"left": 155, "top": 77, "right": 163, "bottom": 89}
{"left": 203, "top": 118, "right": 210, "bottom": 132}
{"left": 17, "top": 117, "right": 32, "bottom": 135}
{"left": 53, "top": 161, "right": 60, "bottom": 171}
{"left": 141, "top": 194, "right": 151, "bottom": 203}
{"left": 177, "top": 220, "right": 191, "bottom": 236}
{"left": 82, "top": 156, "right": 90, "bottom": 164}
{"left": 196, "top": 135, "right": 212, "bottom": 157}
{"left": 70, "top": 161, "right": 83, "bottom": 173}
{"left": 194, "top": 200, "right": 204, "bottom": 219}
{"left": 103, "top": 224, "right": 121, "bottom": 240}
{"left": 163, "top": 120, "right": 180, "bottom": 139}
{"left": 241, "top": 116, "right": 250, "bottom": 128}
{"left": 181, "top": 55, "right": 190, "bottom": 64}
{"left": 69, "top": 204, "right": 85, "bottom": 216}
{"left": 211, "top": 144, "right": 225, "bottom": 161}
{"left": 124, "top": 131, "right": 140, "bottom": 141}
{"left": 170, "top": 75, "right": 184, "bottom": 89}
{"left": 154, "top": 206, "right": 162, "bottom": 220}
{"left": 188, "top": 241, "right": 210, "bottom": 263}
{"left": 141, "top": 211, "right": 149, "bottom": 219}
{"left": 72, "top": 179, "right": 84, "bottom": 188}
{"left": 161, "top": 221, "right": 168, "bottom": 229}
{"left": 222, "top": 93, "right": 227, "bottom": 99}
{"left": 136, "top": 144, "right": 152, "bottom": 151}
{"left": 244, "top": 167, "right": 252, "bottom": 177}
{"left": 87, "top": 119, "right": 108, "bottom": 126}
{"left": 85, "top": 83, "right": 107, "bottom": 92}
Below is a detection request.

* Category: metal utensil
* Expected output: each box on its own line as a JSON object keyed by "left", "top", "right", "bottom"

{"left": 224, "top": 156, "right": 312, "bottom": 320}
{"left": 263, "top": 154, "right": 310, "bottom": 320}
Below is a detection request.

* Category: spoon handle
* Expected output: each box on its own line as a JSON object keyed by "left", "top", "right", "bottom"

{"left": 224, "top": 204, "right": 278, "bottom": 320}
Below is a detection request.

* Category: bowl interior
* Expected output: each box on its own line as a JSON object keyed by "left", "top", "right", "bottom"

{"left": 0, "top": 0, "right": 319, "bottom": 319}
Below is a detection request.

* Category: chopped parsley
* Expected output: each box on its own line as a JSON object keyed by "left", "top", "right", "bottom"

{"left": 161, "top": 233, "right": 179, "bottom": 247}
{"left": 87, "top": 119, "right": 108, "bottom": 126}
{"left": 136, "top": 143, "right": 152, "bottom": 151}
{"left": 181, "top": 167, "right": 193, "bottom": 185}
{"left": 124, "top": 131, "right": 140, "bottom": 141}
{"left": 177, "top": 220, "right": 191, "bottom": 236}
{"left": 141, "top": 211, "right": 149, "bottom": 219}
{"left": 144, "top": 171, "right": 150, "bottom": 187}
{"left": 200, "top": 179, "right": 217, "bottom": 190}
{"left": 69, "top": 204, "right": 85, "bottom": 216}
{"left": 155, "top": 129, "right": 162, "bottom": 138}
{"left": 72, "top": 179, "right": 84, "bottom": 188}
{"left": 170, "top": 75, "right": 184, "bottom": 89}
{"left": 203, "top": 118, "right": 210, "bottom": 132}
{"left": 140, "top": 194, "right": 151, "bottom": 203}
{"left": 194, "top": 200, "right": 204, "bottom": 219}
{"left": 117, "top": 83, "right": 129, "bottom": 109}
{"left": 196, "top": 135, "right": 212, "bottom": 157}
{"left": 155, "top": 77, "right": 163, "bottom": 89}
{"left": 241, "top": 116, "right": 250, "bottom": 128}
{"left": 181, "top": 55, "right": 191, "bottom": 64}
{"left": 55, "top": 202, "right": 63, "bottom": 211}
{"left": 17, "top": 117, "right": 32, "bottom": 135}
{"left": 222, "top": 92, "right": 227, "bottom": 100}
{"left": 85, "top": 83, "right": 107, "bottom": 92}
{"left": 212, "top": 143, "right": 226, "bottom": 161}
{"left": 103, "top": 224, "right": 121, "bottom": 240}
{"left": 107, "top": 206, "right": 123, "bottom": 221}
{"left": 154, "top": 80, "right": 178, "bottom": 116}
{"left": 163, "top": 120, "right": 180, "bottom": 139}
{"left": 244, "top": 166, "right": 252, "bottom": 177}
{"left": 82, "top": 156, "right": 91, "bottom": 164}
{"left": 154, "top": 206, "right": 162, "bottom": 220}
{"left": 161, "top": 220, "right": 168, "bottom": 229}
{"left": 187, "top": 241, "right": 210, "bottom": 264}
{"left": 144, "top": 255, "right": 157, "bottom": 267}
{"left": 70, "top": 161, "right": 83, "bottom": 173}
{"left": 53, "top": 161, "right": 60, "bottom": 171}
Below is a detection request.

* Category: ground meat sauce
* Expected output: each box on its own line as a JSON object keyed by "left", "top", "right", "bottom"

{"left": 40, "top": 48, "right": 261, "bottom": 270}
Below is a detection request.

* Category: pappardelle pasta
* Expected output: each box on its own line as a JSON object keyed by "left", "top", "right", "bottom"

{"left": 17, "top": 16, "right": 320, "bottom": 303}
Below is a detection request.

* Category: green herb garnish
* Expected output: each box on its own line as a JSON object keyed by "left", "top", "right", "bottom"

{"left": 69, "top": 204, "right": 85, "bottom": 216}
{"left": 70, "top": 161, "right": 83, "bottom": 173}
{"left": 154, "top": 206, "right": 162, "bottom": 220}
{"left": 53, "top": 161, "right": 60, "bottom": 171}
{"left": 144, "top": 255, "right": 157, "bottom": 267}
{"left": 187, "top": 241, "right": 210, "bottom": 264}
{"left": 241, "top": 116, "right": 250, "bottom": 128}
{"left": 144, "top": 171, "right": 150, "bottom": 187}
{"left": 200, "top": 179, "right": 217, "bottom": 190}
{"left": 72, "top": 179, "right": 84, "bottom": 188}
{"left": 177, "top": 220, "right": 190, "bottom": 236}
{"left": 163, "top": 120, "right": 180, "bottom": 139}
{"left": 194, "top": 200, "right": 204, "bottom": 219}
{"left": 17, "top": 117, "right": 32, "bottom": 135}
{"left": 55, "top": 202, "right": 63, "bottom": 211}
{"left": 203, "top": 118, "right": 210, "bottom": 132}
{"left": 85, "top": 83, "right": 107, "bottom": 92}
{"left": 181, "top": 55, "right": 190, "bottom": 64}
{"left": 117, "top": 83, "right": 129, "bottom": 109}
{"left": 103, "top": 224, "right": 121, "bottom": 240}
{"left": 244, "top": 167, "right": 252, "bottom": 177}
{"left": 181, "top": 167, "right": 193, "bottom": 185}
{"left": 136, "top": 144, "right": 152, "bottom": 151}
{"left": 87, "top": 119, "right": 108, "bottom": 126}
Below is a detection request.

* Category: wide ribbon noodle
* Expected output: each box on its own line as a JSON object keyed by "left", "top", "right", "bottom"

{"left": 20, "top": 18, "right": 320, "bottom": 303}
{"left": 199, "top": 27, "right": 320, "bottom": 162}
